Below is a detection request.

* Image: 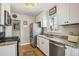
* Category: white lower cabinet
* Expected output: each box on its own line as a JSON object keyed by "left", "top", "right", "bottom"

{"left": 41, "top": 37, "right": 49, "bottom": 56}
{"left": 37, "top": 36, "right": 49, "bottom": 56}
{"left": 37, "top": 36, "right": 79, "bottom": 56}
{"left": 65, "top": 46, "right": 79, "bottom": 56}
{"left": 0, "top": 44, "right": 17, "bottom": 56}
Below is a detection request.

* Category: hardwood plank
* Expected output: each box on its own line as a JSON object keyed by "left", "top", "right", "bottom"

{"left": 19, "top": 44, "right": 45, "bottom": 56}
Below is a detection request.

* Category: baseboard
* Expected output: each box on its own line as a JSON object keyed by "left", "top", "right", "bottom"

{"left": 20, "top": 43, "right": 30, "bottom": 46}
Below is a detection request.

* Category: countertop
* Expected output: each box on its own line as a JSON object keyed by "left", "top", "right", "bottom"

{"left": 0, "top": 41, "right": 17, "bottom": 46}
{"left": 38, "top": 35, "right": 78, "bottom": 48}
{"left": 0, "top": 36, "right": 20, "bottom": 46}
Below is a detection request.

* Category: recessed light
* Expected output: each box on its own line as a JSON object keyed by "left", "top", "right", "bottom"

{"left": 25, "top": 3, "right": 37, "bottom": 8}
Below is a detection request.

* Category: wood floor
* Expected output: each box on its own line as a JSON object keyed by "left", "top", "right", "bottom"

{"left": 19, "top": 44, "right": 45, "bottom": 56}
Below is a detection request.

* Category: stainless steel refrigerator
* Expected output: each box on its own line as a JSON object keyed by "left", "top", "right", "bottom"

{"left": 30, "top": 23, "right": 42, "bottom": 48}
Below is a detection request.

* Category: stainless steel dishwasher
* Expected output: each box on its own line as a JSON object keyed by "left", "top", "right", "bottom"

{"left": 49, "top": 40, "right": 65, "bottom": 56}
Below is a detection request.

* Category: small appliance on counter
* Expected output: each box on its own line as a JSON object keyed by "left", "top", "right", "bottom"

{"left": 68, "top": 35, "right": 79, "bottom": 43}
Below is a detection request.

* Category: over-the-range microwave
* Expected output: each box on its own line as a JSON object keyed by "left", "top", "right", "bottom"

{"left": 4, "top": 10, "right": 12, "bottom": 26}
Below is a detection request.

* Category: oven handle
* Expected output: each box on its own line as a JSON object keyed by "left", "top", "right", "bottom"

{"left": 50, "top": 42, "right": 65, "bottom": 48}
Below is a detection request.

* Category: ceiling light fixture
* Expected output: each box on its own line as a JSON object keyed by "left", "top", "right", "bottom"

{"left": 25, "top": 3, "right": 37, "bottom": 8}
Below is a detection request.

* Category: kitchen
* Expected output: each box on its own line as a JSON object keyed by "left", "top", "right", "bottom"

{"left": 0, "top": 3, "right": 79, "bottom": 56}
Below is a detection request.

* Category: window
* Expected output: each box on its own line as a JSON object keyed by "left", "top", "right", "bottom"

{"left": 48, "top": 15, "right": 59, "bottom": 31}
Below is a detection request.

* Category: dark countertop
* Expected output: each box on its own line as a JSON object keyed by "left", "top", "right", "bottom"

{"left": 38, "top": 35, "right": 78, "bottom": 48}
{"left": 0, "top": 36, "right": 20, "bottom": 41}
{"left": 0, "top": 36, "right": 20, "bottom": 46}
{"left": 0, "top": 41, "right": 17, "bottom": 46}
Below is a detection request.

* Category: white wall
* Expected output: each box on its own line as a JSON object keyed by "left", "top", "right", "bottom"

{"left": 11, "top": 12, "right": 35, "bottom": 45}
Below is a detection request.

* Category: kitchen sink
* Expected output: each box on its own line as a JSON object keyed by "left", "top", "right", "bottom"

{"left": 44, "top": 34, "right": 54, "bottom": 38}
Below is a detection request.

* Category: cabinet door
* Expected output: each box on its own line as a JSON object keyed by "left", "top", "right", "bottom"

{"left": 57, "top": 3, "right": 70, "bottom": 25}
{"left": 36, "top": 12, "right": 47, "bottom": 27}
{"left": 65, "top": 46, "right": 72, "bottom": 56}
{"left": 37, "top": 36, "right": 43, "bottom": 50}
{"left": 0, "top": 44, "right": 17, "bottom": 56}
{"left": 42, "top": 38, "right": 49, "bottom": 56}
{"left": 37, "top": 36, "right": 49, "bottom": 56}
{"left": 65, "top": 46, "right": 79, "bottom": 56}
{"left": 39, "top": 37, "right": 44, "bottom": 51}
{"left": 36, "top": 14, "right": 42, "bottom": 22}
{"left": 69, "top": 4, "right": 79, "bottom": 24}
{"left": 41, "top": 12, "right": 47, "bottom": 27}
{"left": 1, "top": 3, "right": 10, "bottom": 25}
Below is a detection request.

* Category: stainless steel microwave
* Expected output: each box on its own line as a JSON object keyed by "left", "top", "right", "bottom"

{"left": 4, "top": 10, "right": 12, "bottom": 26}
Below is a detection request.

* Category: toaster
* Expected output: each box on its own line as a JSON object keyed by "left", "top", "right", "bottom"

{"left": 68, "top": 35, "right": 79, "bottom": 42}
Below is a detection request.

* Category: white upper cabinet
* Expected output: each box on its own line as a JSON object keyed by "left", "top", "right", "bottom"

{"left": 36, "top": 14, "right": 41, "bottom": 22}
{"left": 36, "top": 11, "right": 48, "bottom": 27}
{"left": 69, "top": 3, "right": 79, "bottom": 24}
{"left": 1, "top": 3, "right": 10, "bottom": 25}
{"left": 57, "top": 3, "right": 79, "bottom": 25}
{"left": 41, "top": 12, "right": 48, "bottom": 27}
{"left": 57, "top": 3, "right": 70, "bottom": 25}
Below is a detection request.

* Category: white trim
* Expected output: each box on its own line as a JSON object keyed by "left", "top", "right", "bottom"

{"left": 20, "top": 43, "right": 30, "bottom": 46}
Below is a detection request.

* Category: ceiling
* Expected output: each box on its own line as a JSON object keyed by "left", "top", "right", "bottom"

{"left": 11, "top": 3, "right": 56, "bottom": 16}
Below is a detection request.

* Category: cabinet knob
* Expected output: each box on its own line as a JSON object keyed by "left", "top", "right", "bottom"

{"left": 64, "top": 21, "right": 69, "bottom": 23}
{"left": 65, "top": 47, "right": 67, "bottom": 49}
{"left": 66, "top": 21, "right": 69, "bottom": 23}
{"left": 64, "top": 21, "right": 66, "bottom": 23}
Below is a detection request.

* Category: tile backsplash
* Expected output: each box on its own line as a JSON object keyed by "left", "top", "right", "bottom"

{"left": 59, "top": 24, "right": 79, "bottom": 35}
{"left": 44, "top": 24, "right": 79, "bottom": 35}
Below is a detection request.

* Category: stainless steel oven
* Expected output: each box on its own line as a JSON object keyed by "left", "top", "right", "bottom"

{"left": 49, "top": 40, "right": 65, "bottom": 56}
